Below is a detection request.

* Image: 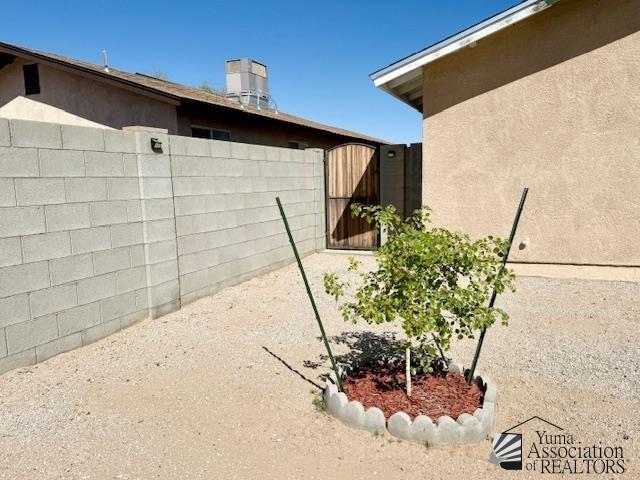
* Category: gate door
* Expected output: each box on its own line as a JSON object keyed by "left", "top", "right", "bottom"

{"left": 326, "top": 143, "right": 379, "bottom": 249}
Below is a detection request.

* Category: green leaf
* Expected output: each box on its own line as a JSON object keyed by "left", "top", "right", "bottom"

{"left": 323, "top": 203, "right": 514, "bottom": 386}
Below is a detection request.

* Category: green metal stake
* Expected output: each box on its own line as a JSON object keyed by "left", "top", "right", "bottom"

{"left": 466, "top": 187, "right": 529, "bottom": 385}
{"left": 276, "top": 197, "right": 344, "bottom": 392}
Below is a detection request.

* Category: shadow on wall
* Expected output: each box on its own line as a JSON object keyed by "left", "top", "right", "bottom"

{"left": 423, "top": 0, "right": 640, "bottom": 117}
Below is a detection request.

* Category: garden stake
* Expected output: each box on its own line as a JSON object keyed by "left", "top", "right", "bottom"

{"left": 466, "top": 187, "right": 529, "bottom": 385}
{"left": 276, "top": 197, "right": 344, "bottom": 392}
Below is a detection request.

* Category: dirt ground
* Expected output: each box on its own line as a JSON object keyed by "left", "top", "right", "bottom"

{"left": 0, "top": 252, "right": 638, "bottom": 479}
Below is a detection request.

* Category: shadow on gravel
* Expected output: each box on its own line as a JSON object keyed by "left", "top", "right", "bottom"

{"left": 262, "top": 346, "right": 323, "bottom": 389}
{"left": 263, "top": 332, "right": 409, "bottom": 389}
{"left": 303, "top": 331, "right": 406, "bottom": 373}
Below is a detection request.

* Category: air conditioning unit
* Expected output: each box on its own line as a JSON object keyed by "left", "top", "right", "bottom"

{"left": 225, "top": 58, "right": 270, "bottom": 109}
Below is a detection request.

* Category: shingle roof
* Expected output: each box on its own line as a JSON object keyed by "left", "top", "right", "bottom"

{"left": 0, "top": 42, "right": 388, "bottom": 144}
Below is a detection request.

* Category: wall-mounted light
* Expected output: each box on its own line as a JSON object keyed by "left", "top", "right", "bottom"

{"left": 387, "top": 150, "right": 396, "bottom": 158}
{"left": 150, "top": 138, "right": 163, "bottom": 153}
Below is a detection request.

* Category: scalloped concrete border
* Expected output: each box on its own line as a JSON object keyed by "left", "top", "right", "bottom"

{"left": 324, "top": 363, "right": 496, "bottom": 445}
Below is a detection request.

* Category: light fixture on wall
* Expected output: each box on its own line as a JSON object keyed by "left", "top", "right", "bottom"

{"left": 150, "top": 138, "right": 163, "bottom": 153}
{"left": 387, "top": 150, "right": 396, "bottom": 158}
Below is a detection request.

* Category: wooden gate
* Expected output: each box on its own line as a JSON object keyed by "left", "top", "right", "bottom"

{"left": 325, "top": 143, "right": 379, "bottom": 249}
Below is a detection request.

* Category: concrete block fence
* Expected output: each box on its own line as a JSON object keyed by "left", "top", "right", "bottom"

{"left": 0, "top": 119, "right": 326, "bottom": 374}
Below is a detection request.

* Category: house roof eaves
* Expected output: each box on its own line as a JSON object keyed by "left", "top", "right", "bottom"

{"left": 369, "top": 0, "right": 559, "bottom": 110}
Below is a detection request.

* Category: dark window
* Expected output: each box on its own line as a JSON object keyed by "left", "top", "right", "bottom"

{"left": 23, "top": 64, "right": 40, "bottom": 95}
{"left": 211, "top": 129, "right": 230, "bottom": 141}
{"left": 191, "top": 126, "right": 231, "bottom": 141}
{"left": 191, "top": 127, "right": 211, "bottom": 139}
{"left": 288, "top": 141, "right": 308, "bottom": 150}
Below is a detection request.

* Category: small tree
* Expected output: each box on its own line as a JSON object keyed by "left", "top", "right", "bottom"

{"left": 324, "top": 205, "right": 515, "bottom": 396}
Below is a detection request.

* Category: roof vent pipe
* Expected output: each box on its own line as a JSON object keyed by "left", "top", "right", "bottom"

{"left": 102, "top": 50, "right": 109, "bottom": 73}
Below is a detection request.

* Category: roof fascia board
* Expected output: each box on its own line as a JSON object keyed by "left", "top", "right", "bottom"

{"left": 371, "top": 0, "right": 553, "bottom": 88}
{"left": 0, "top": 43, "right": 181, "bottom": 106}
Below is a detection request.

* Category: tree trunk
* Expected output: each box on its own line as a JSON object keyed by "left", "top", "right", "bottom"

{"left": 405, "top": 345, "right": 412, "bottom": 397}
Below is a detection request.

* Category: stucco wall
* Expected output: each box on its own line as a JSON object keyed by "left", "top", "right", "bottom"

{"left": 0, "top": 119, "right": 325, "bottom": 375}
{"left": 0, "top": 58, "right": 179, "bottom": 133}
{"left": 0, "top": 96, "right": 112, "bottom": 128}
{"left": 421, "top": 0, "right": 640, "bottom": 267}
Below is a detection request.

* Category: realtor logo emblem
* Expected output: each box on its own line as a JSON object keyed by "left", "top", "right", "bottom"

{"left": 488, "top": 416, "right": 626, "bottom": 474}
{"left": 490, "top": 432, "right": 523, "bottom": 470}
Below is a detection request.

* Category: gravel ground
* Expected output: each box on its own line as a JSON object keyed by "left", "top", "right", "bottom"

{"left": 0, "top": 252, "right": 638, "bottom": 479}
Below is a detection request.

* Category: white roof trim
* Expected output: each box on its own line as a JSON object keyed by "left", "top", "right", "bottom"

{"left": 371, "top": 0, "right": 558, "bottom": 108}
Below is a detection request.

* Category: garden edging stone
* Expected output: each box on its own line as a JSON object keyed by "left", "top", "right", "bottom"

{"left": 324, "top": 363, "right": 496, "bottom": 446}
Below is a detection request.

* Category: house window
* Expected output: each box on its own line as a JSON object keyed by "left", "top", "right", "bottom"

{"left": 23, "top": 64, "right": 40, "bottom": 95}
{"left": 211, "top": 129, "right": 231, "bottom": 141}
{"left": 288, "top": 141, "right": 308, "bottom": 150}
{"left": 191, "top": 127, "right": 211, "bottom": 139}
{"left": 191, "top": 126, "right": 231, "bottom": 141}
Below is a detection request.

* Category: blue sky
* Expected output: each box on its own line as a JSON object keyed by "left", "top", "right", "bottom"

{"left": 2, "top": 0, "right": 516, "bottom": 143}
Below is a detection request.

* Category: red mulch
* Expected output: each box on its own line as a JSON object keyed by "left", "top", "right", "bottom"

{"left": 342, "top": 363, "right": 483, "bottom": 420}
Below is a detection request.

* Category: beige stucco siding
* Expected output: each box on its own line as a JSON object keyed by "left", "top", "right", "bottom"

{"left": 421, "top": 0, "right": 640, "bottom": 267}
{"left": 0, "top": 58, "right": 178, "bottom": 132}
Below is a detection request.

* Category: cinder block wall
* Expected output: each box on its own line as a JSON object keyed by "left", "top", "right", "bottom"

{"left": 171, "top": 137, "right": 325, "bottom": 304}
{"left": 0, "top": 119, "right": 325, "bottom": 374}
